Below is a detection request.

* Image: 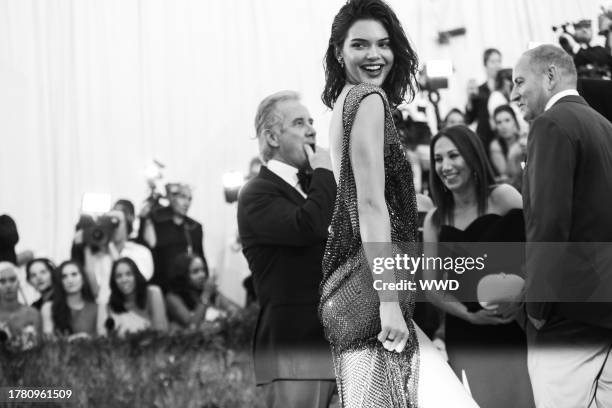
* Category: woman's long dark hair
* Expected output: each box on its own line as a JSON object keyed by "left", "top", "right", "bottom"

{"left": 51, "top": 260, "right": 95, "bottom": 335}
{"left": 322, "top": 0, "right": 419, "bottom": 108}
{"left": 429, "top": 125, "right": 496, "bottom": 227}
{"left": 166, "top": 253, "right": 209, "bottom": 311}
{"left": 108, "top": 257, "right": 148, "bottom": 313}
{"left": 493, "top": 104, "right": 520, "bottom": 159}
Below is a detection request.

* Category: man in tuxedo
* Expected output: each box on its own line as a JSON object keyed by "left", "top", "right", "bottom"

{"left": 237, "top": 91, "right": 338, "bottom": 408}
{"left": 512, "top": 44, "right": 612, "bottom": 407}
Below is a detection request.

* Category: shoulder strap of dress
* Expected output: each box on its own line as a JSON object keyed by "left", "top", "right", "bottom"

{"left": 342, "top": 84, "right": 394, "bottom": 150}
{"left": 338, "top": 84, "right": 392, "bottom": 234}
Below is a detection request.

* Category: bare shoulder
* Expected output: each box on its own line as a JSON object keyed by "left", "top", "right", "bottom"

{"left": 416, "top": 193, "right": 434, "bottom": 213}
{"left": 355, "top": 92, "right": 385, "bottom": 116}
{"left": 489, "top": 139, "right": 502, "bottom": 152}
{"left": 489, "top": 184, "right": 522, "bottom": 213}
{"left": 147, "top": 285, "right": 163, "bottom": 299}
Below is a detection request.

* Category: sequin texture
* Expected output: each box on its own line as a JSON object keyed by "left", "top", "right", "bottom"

{"left": 320, "top": 84, "right": 420, "bottom": 407}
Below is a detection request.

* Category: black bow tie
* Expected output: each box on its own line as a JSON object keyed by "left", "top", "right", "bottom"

{"left": 297, "top": 170, "right": 313, "bottom": 193}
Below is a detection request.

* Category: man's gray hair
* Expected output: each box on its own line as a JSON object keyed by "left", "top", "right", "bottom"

{"left": 525, "top": 44, "right": 577, "bottom": 85}
{"left": 254, "top": 90, "right": 300, "bottom": 163}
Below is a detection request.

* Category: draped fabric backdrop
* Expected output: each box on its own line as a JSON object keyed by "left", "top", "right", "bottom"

{"left": 0, "top": 0, "right": 602, "bottom": 303}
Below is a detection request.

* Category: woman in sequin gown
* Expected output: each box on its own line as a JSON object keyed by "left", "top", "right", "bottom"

{"left": 320, "top": 1, "right": 478, "bottom": 407}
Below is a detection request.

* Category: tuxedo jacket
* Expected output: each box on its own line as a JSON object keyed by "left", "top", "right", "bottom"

{"left": 237, "top": 165, "right": 336, "bottom": 384}
{"left": 523, "top": 95, "right": 612, "bottom": 329}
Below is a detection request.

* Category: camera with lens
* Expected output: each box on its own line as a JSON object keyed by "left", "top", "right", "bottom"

{"left": 81, "top": 214, "right": 120, "bottom": 250}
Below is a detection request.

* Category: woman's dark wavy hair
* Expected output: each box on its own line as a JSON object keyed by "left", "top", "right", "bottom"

{"left": 51, "top": 260, "right": 95, "bottom": 335}
{"left": 492, "top": 104, "right": 520, "bottom": 158}
{"left": 493, "top": 104, "right": 519, "bottom": 131}
{"left": 166, "top": 253, "right": 209, "bottom": 311}
{"left": 25, "top": 257, "right": 56, "bottom": 284}
{"left": 108, "top": 257, "right": 148, "bottom": 313}
{"left": 429, "top": 125, "right": 496, "bottom": 227}
{"left": 322, "top": 0, "right": 419, "bottom": 108}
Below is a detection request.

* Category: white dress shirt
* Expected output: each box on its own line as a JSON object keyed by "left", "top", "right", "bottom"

{"left": 545, "top": 89, "right": 579, "bottom": 112}
{"left": 266, "top": 159, "right": 307, "bottom": 198}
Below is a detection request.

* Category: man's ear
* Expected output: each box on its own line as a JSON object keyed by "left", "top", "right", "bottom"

{"left": 263, "top": 129, "right": 280, "bottom": 148}
{"left": 545, "top": 65, "right": 558, "bottom": 91}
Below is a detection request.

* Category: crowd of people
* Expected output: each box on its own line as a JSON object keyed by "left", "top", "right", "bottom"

{"left": 0, "top": 183, "right": 238, "bottom": 351}
{"left": 2, "top": 0, "right": 612, "bottom": 406}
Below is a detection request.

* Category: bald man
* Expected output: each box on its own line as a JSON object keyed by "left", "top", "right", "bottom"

{"left": 512, "top": 44, "right": 612, "bottom": 407}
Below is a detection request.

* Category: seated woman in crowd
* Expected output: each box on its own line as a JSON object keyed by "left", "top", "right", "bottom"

{"left": 26, "top": 258, "right": 55, "bottom": 310}
{"left": 0, "top": 262, "right": 41, "bottom": 350}
{"left": 489, "top": 105, "right": 527, "bottom": 189}
{"left": 100, "top": 257, "right": 168, "bottom": 336}
{"left": 165, "top": 253, "right": 236, "bottom": 330}
{"left": 443, "top": 108, "right": 466, "bottom": 128}
{"left": 41, "top": 260, "right": 102, "bottom": 340}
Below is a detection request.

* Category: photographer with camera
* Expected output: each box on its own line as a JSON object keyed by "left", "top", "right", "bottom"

{"left": 139, "top": 183, "right": 206, "bottom": 294}
{"left": 554, "top": 17, "right": 612, "bottom": 79}
{"left": 78, "top": 207, "right": 153, "bottom": 305}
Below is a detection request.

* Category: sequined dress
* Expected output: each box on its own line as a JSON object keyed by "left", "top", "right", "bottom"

{"left": 320, "top": 84, "right": 420, "bottom": 407}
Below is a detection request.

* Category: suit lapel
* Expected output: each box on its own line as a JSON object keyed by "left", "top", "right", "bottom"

{"left": 259, "top": 166, "right": 305, "bottom": 205}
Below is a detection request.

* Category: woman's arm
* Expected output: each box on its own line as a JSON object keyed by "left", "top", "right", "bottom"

{"left": 40, "top": 301, "right": 55, "bottom": 337}
{"left": 165, "top": 292, "right": 207, "bottom": 329}
{"left": 146, "top": 285, "right": 168, "bottom": 331}
{"left": 489, "top": 139, "right": 508, "bottom": 177}
{"left": 83, "top": 247, "right": 101, "bottom": 298}
{"left": 96, "top": 303, "right": 108, "bottom": 336}
{"left": 489, "top": 183, "right": 523, "bottom": 213}
{"left": 350, "top": 93, "right": 408, "bottom": 353}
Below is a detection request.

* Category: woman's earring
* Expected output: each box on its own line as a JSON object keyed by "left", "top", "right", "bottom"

{"left": 338, "top": 57, "right": 344, "bottom": 68}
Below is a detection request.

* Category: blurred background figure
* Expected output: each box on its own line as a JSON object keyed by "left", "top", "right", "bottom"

{"left": 82, "top": 209, "right": 153, "bottom": 305}
{"left": 140, "top": 183, "right": 207, "bottom": 293}
{"left": 42, "top": 260, "right": 102, "bottom": 340}
{"left": 0, "top": 216, "right": 19, "bottom": 265}
{"left": 100, "top": 257, "right": 168, "bottom": 336}
{"left": 465, "top": 48, "right": 502, "bottom": 149}
{"left": 0, "top": 262, "right": 41, "bottom": 351}
{"left": 0, "top": 214, "right": 34, "bottom": 266}
{"left": 165, "top": 253, "right": 236, "bottom": 330}
{"left": 25, "top": 258, "right": 56, "bottom": 310}
{"left": 490, "top": 105, "right": 527, "bottom": 190}
{"left": 442, "top": 108, "right": 466, "bottom": 128}
{"left": 555, "top": 17, "right": 612, "bottom": 79}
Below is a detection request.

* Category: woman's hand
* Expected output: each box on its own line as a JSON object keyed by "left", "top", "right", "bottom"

{"left": 467, "top": 309, "right": 514, "bottom": 325}
{"left": 378, "top": 302, "right": 410, "bottom": 353}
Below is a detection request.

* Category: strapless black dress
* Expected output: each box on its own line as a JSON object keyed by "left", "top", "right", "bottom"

{"left": 439, "top": 209, "right": 535, "bottom": 408}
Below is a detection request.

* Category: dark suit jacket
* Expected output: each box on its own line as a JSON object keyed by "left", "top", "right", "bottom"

{"left": 237, "top": 166, "right": 336, "bottom": 384}
{"left": 149, "top": 206, "right": 205, "bottom": 292}
{"left": 524, "top": 95, "right": 612, "bottom": 328}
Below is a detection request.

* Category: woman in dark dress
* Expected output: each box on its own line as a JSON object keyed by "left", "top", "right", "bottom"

{"left": 422, "top": 125, "right": 534, "bottom": 408}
